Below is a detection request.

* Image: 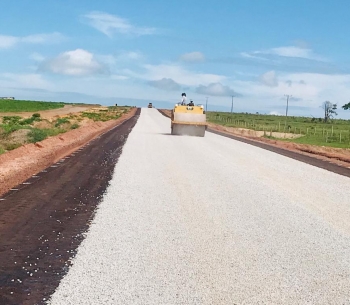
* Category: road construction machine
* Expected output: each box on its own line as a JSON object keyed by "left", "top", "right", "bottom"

{"left": 171, "top": 103, "right": 207, "bottom": 137}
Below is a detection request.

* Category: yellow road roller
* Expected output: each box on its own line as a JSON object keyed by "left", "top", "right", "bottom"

{"left": 171, "top": 103, "right": 207, "bottom": 137}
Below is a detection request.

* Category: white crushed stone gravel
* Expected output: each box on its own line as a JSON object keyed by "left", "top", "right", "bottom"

{"left": 48, "top": 108, "right": 350, "bottom": 304}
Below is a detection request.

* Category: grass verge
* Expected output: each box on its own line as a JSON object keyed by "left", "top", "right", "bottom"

{"left": 0, "top": 100, "right": 65, "bottom": 112}
{"left": 208, "top": 111, "right": 350, "bottom": 148}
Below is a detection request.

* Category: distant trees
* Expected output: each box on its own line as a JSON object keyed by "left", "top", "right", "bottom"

{"left": 322, "top": 101, "right": 337, "bottom": 122}
{"left": 342, "top": 102, "right": 350, "bottom": 110}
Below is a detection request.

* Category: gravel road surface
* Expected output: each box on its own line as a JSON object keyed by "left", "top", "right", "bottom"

{"left": 49, "top": 108, "right": 350, "bottom": 305}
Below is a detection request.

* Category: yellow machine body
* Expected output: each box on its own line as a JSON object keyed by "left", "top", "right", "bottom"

{"left": 171, "top": 105, "right": 207, "bottom": 137}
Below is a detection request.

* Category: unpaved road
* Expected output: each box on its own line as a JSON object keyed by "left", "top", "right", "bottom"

{"left": 47, "top": 108, "right": 350, "bottom": 304}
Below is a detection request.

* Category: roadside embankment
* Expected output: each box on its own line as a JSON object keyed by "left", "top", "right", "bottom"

{"left": 0, "top": 108, "right": 137, "bottom": 196}
{"left": 158, "top": 108, "right": 350, "bottom": 168}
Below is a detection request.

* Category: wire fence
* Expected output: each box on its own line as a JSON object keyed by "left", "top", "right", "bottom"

{"left": 209, "top": 115, "right": 350, "bottom": 145}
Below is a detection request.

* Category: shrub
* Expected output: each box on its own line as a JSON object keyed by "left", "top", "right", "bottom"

{"left": 1, "top": 124, "right": 23, "bottom": 136}
{"left": 5, "top": 143, "right": 22, "bottom": 150}
{"left": 2, "top": 114, "right": 41, "bottom": 126}
{"left": 55, "top": 118, "right": 70, "bottom": 127}
{"left": 28, "top": 129, "right": 49, "bottom": 143}
{"left": 3, "top": 116, "right": 21, "bottom": 125}
{"left": 70, "top": 123, "right": 79, "bottom": 129}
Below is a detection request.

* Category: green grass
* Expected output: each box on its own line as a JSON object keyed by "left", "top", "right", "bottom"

{"left": 285, "top": 135, "right": 350, "bottom": 148}
{"left": 207, "top": 111, "right": 350, "bottom": 148}
{"left": 0, "top": 104, "right": 132, "bottom": 152}
{"left": 27, "top": 128, "right": 65, "bottom": 143}
{"left": 0, "top": 112, "right": 67, "bottom": 146}
{"left": 2, "top": 142, "right": 22, "bottom": 150}
{"left": 70, "top": 123, "right": 79, "bottom": 129}
{"left": 55, "top": 118, "right": 70, "bottom": 127}
{"left": 81, "top": 106, "right": 131, "bottom": 122}
{"left": 0, "top": 100, "right": 65, "bottom": 112}
{"left": 0, "top": 114, "right": 42, "bottom": 135}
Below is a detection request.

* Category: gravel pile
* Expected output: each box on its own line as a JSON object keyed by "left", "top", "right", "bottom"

{"left": 48, "top": 108, "right": 350, "bottom": 304}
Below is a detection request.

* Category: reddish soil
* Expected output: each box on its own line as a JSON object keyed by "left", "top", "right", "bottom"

{"left": 0, "top": 109, "right": 140, "bottom": 305}
{"left": 0, "top": 108, "right": 137, "bottom": 197}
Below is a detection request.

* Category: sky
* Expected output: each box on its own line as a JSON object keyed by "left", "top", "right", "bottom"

{"left": 1, "top": 0, "right": 350, "bottom": 118}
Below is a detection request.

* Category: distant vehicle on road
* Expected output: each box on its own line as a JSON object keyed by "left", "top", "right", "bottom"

{"left": 148, "top": 103, "right": 153, "bottom": 108}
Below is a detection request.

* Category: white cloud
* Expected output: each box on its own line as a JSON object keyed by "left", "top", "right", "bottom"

{"left": 260, "top": 71, "right": 278, "bottom": 87}
{"left": 83, "top": 11, "right": 156, "bottom": 37}
{"left": 96, "top": 51, "right": 144, "bottom": 66}
{"left": 0, "top": 73, "right": 53, "bottom": 90}
{"left": 0, "top": 35, "right": 19, "bottom": 49}
{"left": 148, "top": 78, "right": 181, "bottom": 91}
{"left": 117, "top": 51, "right": 143, "bottom": 61}
{"left": 180, "top": 52, "right": 205, "bottom": 62}
{"left": 254, "top": 46, "right": 325, "bottom": 61}
{"left": 39, "top": 49, "right": 108, "bottom": 76}
{"left": 196, "top": 83, "right": 237, "bottom": 96}
{"left": 240, "top": 52, "right": 268, "bottom": 61}
{"left": 21, "top": 32, "right": 65, "bottom": 44}
{"left": 269, "top": 111, "right": 282, "bottom": 115}
{"left": 228, "top": 72, "right": 350, "bottom": 114}
{"left": 270, "top": 46, "right": 312, "bottom": 58}
{"left": 0, "top": 32, "right": 65, "bottom": 49}
{"left": 137, "top": 64, "right": 225, "bottom": 86}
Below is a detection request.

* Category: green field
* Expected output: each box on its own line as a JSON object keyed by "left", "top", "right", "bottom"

{"left": 0, "top": 106, "right": 133, "bottom": 154}
{"left": 0, "top": 100, "right": 66, "bottom": 112}
{"left": 207, "top": 111, "right": 350, "bottom": 148}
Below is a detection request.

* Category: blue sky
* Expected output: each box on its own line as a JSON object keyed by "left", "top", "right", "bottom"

{"left": 1, "top": 0, "right": 350, "bottom": 118}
